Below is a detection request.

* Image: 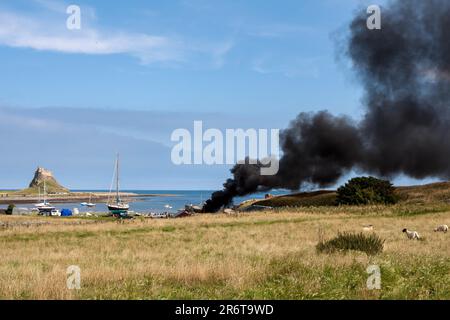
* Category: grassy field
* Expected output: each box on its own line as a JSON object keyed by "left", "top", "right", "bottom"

{"left": 0, "top": 203, "right": 449, "bottom": 299}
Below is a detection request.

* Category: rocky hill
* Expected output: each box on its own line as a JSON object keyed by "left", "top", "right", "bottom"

{"left": 23, "top": 167, "right": 69, "bottom": 194}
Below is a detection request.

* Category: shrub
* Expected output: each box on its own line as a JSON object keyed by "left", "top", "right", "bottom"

{"left": 336, "top": 176, "right": 398, "bottom": 205}
{"left": 5, "top": 204, "right": 15, "bottom": 215}
{"left": 316, "top": 232, "right": 385, "bottom": 256}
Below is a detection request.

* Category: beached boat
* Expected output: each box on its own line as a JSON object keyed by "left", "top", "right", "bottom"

{"left": 185, "top": 204, "right": 202, "bottom": 213}
{"left": 107, "top": 154, "right": 129, "bottom": 215}
{"left": 36, "top": 181, "right": 56, "bottom": 214}
{"left": 184, "top": 193, "right": 204, "bottom": 213}
{"left": 34, "top": 186, "right": 47, "bottom": 208}
{"left": 34, "top": 202, "right": 47, "bottom": 208}
{"left": 150, "top": 212, "right": 169, "bottom": 219}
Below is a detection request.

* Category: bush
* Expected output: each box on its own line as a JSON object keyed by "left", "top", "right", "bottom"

{"left": 5, "top": 204, "right": 15, "bottom": 215}
{"left": 336, "top": 176, "right": 398, "bottom": 205}
{"left": 316, "top": 232, "right": 385, "bottom": 256}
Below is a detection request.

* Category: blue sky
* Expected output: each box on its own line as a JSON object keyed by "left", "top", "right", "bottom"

{"left": 0, "top": 0, "right": 366, "bottom": 114}
{"left": 2, "top": 0, "right": 429, "bottom": 190}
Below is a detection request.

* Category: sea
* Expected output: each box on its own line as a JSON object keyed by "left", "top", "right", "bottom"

{"left": 1, "top": 190, "right": 289, "bottom": 214}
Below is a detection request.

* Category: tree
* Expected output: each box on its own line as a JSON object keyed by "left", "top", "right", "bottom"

{"left": 336, "top": 176, "right": 397, "bottom": 205}
{"left": 5, "top": 204, "right": 15, "bottom": 215}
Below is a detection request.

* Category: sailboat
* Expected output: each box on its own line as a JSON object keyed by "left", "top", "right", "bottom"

{"left": 34, "top": 186, "right": 46, "bottom": 208}
{"left": 81, "top": 193, "right": 96, "bottom": 207}
{"left": 107, "top": 154, "right": 129, "bottom": 215}
{"left": 37, "top": 181, "right": 56, "bottom": 214}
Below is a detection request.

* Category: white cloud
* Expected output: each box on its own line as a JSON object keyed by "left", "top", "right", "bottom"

{"left": 0, "top": 9, "right": 185, "bottom": 64}
{"left": 0, "top": 0, "right": 237, "bottom": 67}
{"left": 0, "top": 108, "right": 58, "bottom": 131}
{"left": 0, "top": 3, "right": 236, "bottom": 67}
{"left": 33, "top": 0, "right": 69, "bottom": 13}
{"left": 252, "top": 55, "right": 321, "bottom": 78}
{"left": 210, "top": 40, "right": 234, "bottom": 68}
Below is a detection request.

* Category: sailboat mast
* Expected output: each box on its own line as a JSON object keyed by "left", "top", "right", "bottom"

{"left": 116, "top": 153, "right": 120, "bottom": 203}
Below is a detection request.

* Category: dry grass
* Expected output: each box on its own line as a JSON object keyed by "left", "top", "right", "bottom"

{"left": 0, "top": 205, "right": 449, "bottom": 299}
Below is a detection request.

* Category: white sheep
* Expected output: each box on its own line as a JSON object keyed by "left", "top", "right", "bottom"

{"left": 362, "top": 224, "right": 374, "bottom": 232}
{"left": 402, "top": 228, "right": 420, "bottom": 240}
{"left": 434, "top": 224, "right": 448, "bottom": 233}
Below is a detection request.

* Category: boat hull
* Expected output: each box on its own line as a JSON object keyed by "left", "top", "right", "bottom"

{"left": 81, "top": 202, "right": 96, "bottom": 207}
{"left": 108, "top": 203, "right": 129, "bottom": 215}
{"left": 38, "top": 206, "right": 57, "bottom": 216}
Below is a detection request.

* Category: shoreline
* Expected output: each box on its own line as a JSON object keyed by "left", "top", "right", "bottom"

{"left": 0, "top": 192, "right": 178, "bottom": 205}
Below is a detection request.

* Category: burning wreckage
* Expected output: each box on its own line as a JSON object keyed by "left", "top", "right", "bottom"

{"left": 203, "top": 0, "right": 450, "bottom": 213}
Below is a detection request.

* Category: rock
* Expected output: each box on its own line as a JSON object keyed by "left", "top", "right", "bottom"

{"left": 27, "top": 167, "right": 69, "bottom": 193}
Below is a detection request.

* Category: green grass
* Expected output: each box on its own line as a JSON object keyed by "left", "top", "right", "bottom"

{"left": 75, "top": 253, "right": 450, "bottom": 300}
{"left": 162, "top": 226, "right": 176, "bottom": 232}
{"left": 317, "top": 232, "right": 385, "bottom": 256}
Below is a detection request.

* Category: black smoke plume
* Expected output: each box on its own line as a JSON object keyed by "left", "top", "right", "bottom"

{"left": 203, "top": 0, "right": 450, "bottom": 212}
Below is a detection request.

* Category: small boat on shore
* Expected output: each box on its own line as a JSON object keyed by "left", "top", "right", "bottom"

{"left": 185, "top": 204, "right": 202, "bottom": 213}
{"left": 36, "top": 182, "right": 56, "bottom": 215}
{"left": 107, "top": 154, "right": 129, "bottom": 216}
{"left": 150, "top": 212, "right": 169, "bottom": 219}
{"left": 34, "top": 186, "right": 47, "bottom": 208}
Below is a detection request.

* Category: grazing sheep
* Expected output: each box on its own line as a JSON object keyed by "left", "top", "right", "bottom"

{"left": 434, "top": 224, "right": 448, "bottom": 233}
{"left": 363, "top": 224, "right": 374, "bottom": 232}
{"left": 402, "top": 228, "right": 420, "bottom": 240}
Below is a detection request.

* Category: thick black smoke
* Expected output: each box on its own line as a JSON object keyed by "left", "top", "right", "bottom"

{"left": 203, "top": 0, "right": 450, "bottom": 212}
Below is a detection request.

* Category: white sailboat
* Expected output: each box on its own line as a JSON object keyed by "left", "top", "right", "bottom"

{"left": 34, "top": 186, "right": 46, "bottom": 208}
{"left": 107, "top": 154, "right": 129, "bottom": 215}
{"left": 81, "top": 193, "right": 96, "bottom": 207}
{"left": 37, "top": 181, "right": 56, "bottom": 214}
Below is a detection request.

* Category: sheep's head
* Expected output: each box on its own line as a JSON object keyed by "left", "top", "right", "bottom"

{"left": 402, "top": 228, "right": 407, "bottom": 233}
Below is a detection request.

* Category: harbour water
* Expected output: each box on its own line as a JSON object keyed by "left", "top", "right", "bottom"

{"left": 1, "top": 190, "right": 289, "bottom": 214}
